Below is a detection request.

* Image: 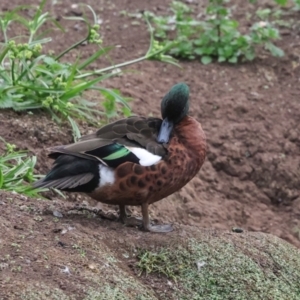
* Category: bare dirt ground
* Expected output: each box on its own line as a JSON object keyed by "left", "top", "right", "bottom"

{"left": 0, "top": 0, "right": 300, "bottom": 298}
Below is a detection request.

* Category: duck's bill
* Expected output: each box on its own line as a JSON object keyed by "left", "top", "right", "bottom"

{"left": 157, "top": 118, "right": 174, "bottom": 143}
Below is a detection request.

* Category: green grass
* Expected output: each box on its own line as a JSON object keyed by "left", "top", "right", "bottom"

{"left": 0, "top": 138, "right": 45, "bottom": 197}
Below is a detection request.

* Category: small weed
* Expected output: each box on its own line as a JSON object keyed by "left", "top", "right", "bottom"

{"left": 4, "top": 277, "right": 10, "bottom": 283}
{"left": 11, "top": 265, "right": 22, "bottom": 272}
{"left": 11, "top": 243, "right": 21, "bottom": 248}
{"left": 0, "top": 263, "right": 9, "bottom": 271}
{"left": 137, "top": 249, "right": 178, "bottom": 280}
{"left": 0, "top": 137, "right": 45, "bottom": 197}
{"left": 33, "top": 216, "right": 43, "bottom": 222}
{"left": 72, "top": 243, "right": 86, "bottom": 257}
{"left": 292, "top": 226, "right": 300, "bottom": 240}
{"left": 145, "top": 0, "right": 290, "bottom": 64}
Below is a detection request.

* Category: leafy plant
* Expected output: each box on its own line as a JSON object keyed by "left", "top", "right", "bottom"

{"left": 145, "top": 0, "right": 285, "bottom": 64}
{"left": 293, "top": 0, "right": 300, "bottom": 10}
{"left": 252, "top": 0, "right": 300, "bottom": 10}
{"left": 0, "top": 0, "right": 178, "bottom": 140}
{"left": 0, "top": 138, "right": 45, "bottom": 197}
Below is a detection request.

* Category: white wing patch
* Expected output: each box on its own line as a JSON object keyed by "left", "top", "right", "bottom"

{"left": 126, "top": 147, "right": 162, "bottom": 166}
{"left": 98, "top": 165, "right": 115, "bottom": 187}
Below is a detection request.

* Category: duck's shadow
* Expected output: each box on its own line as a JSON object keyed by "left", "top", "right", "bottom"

{"left": 41, "top": 203, "right": 162, "bottom": 233}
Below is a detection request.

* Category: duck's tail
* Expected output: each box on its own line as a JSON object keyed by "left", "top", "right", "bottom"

{"left": 33, "top": 154, "right": 100, "bottom": 193}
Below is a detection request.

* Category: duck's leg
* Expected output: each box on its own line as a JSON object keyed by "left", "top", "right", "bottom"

{"left": 141, "top": 202, "right": 173, "bottom": 233}
{"left": 119, "top": 205, "right": 142, "bottom": 226}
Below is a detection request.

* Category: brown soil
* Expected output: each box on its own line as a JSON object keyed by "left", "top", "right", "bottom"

{"left": 0, "top": 0, "right": 300, "bottom": 298}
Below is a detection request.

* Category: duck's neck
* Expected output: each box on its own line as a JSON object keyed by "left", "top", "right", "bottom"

{"left": 175, "top": 116, "right": 207, "bottom": 164}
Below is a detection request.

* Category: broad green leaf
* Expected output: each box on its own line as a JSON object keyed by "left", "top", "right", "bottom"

{"left": 218, "top": 56, "right": 226, "bottom": 63}
{"left": 228, "top": 56, "right": 238, "bottom": 63}
{"left": 265, "top": 43, "right": 284, "bottom": 57}
{"left": 201, "top": 56, "right": 212, "bottom": 64}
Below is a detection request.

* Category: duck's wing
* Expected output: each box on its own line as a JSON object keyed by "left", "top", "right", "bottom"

{"left": 48, "top": 116, "right": 168, "bottom": 168}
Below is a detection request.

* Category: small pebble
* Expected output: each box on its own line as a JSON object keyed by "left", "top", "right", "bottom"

{"left": 58, "top": 241, "right": 66, "bottom": 248}
{"left": 53, "top": 211, "right": 63, "bottom": 218}
{"left": 61, "top": 266, "right": 71, "bottom": 275}
{"left": 196, "top": 261, "right": 206, "bottom": 271}
{"left": 232, "top": 227, "right": 244, "bottom": 233}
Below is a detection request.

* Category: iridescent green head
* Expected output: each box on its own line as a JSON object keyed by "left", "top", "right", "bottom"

{"left": 157, "top": 83, "right": 190, "bottom": 143}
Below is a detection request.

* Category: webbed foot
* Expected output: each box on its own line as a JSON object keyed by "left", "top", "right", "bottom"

{"left": 144, "top": 224, "right": 173, "bottom": 233}
{"left": 141, "top": 202, "right": 173, "bottom": 233}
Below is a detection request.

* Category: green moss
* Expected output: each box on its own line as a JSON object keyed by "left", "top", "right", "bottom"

{"left": 20, "top": 283, "right": 70, "bottom": 300}
{"left": 83, "top": 274, "right": 157, "bottom": 300}
{"left": 80, "top": 245, "right": 157, "bottom": 300}
{"left": 137, "top": 235, "right": 300, "bottom": 300}
{"left": 85, "top": 285, "right": 156, "bottom": 300}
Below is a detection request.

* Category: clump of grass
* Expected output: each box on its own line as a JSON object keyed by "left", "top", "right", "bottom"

{"left": 137, "top": 237, "right": 300, "bottom": 299}
{"left": 137, "top": 248, "right": 177, "bottom": 280}
{"left": 0, "top": 0, "right": 178, "bottom": 140}
{"left": 145, "top": 0, "right": 288, "bottom": 64}
{"left": 0, "top": 138, "right": 45, "bottom": 197}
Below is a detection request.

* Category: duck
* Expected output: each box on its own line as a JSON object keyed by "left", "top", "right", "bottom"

{"left": 33, "top": 82, "right": 207, "bottom": 233}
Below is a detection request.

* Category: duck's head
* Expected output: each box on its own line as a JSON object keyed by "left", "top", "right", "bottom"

{"left": 157, "top": 82, "right": 190, "bottom": 143}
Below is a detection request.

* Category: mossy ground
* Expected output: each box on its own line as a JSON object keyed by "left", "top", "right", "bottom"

{"left": 137, "top": 232, "right": 300, "bottom": 300}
